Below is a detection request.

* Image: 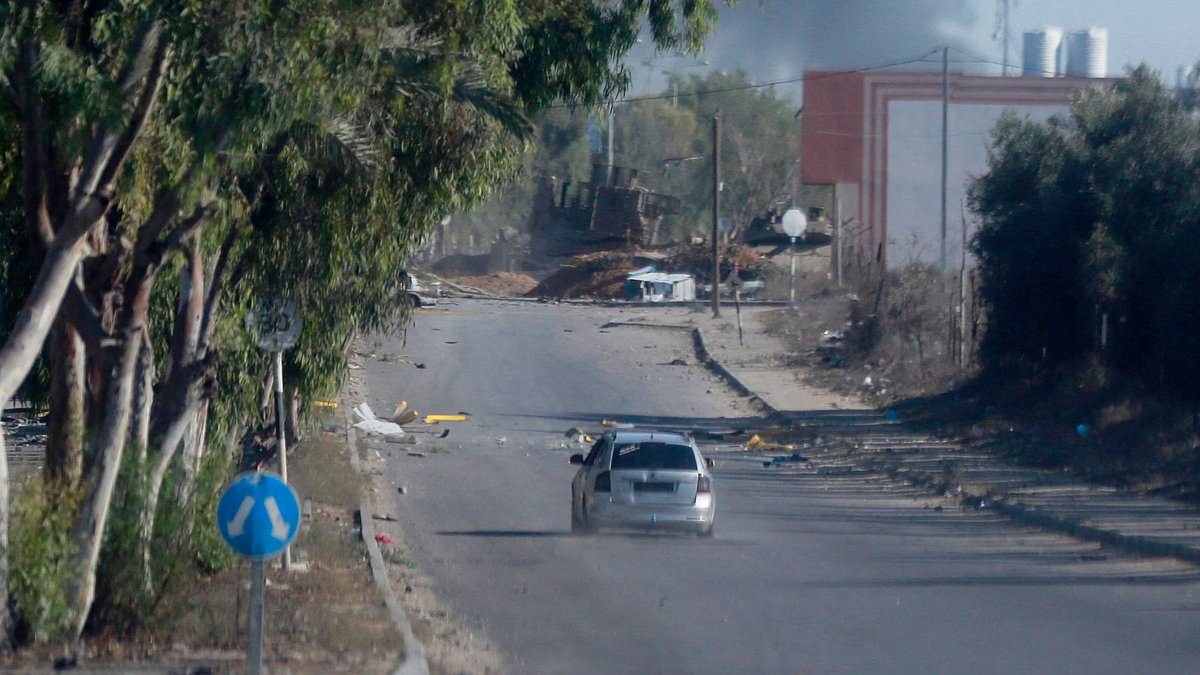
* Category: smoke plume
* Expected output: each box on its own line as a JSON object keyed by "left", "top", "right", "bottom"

{"left": 632, "top": 1, "right": 981, "bottom": 95}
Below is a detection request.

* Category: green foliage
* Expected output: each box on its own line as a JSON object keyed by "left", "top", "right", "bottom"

{"left": 1, "top": 0, "right": 723, "bottom": 637}
{"left": 10, "top": 481, "right": 81, "bottom": 643}
{"left": 971, "top": 66, "right": 1200, "bottom": 399}
{"left": 91, "top": 444, "right": 235, "bottom": 633}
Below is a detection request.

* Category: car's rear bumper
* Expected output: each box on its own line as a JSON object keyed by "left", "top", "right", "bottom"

{"left": 586, "top": 496, "right": 714, "bottom": 532}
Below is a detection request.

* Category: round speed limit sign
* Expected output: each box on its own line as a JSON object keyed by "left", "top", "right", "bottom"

{"left": 246, "top": 297, "right": 302, "bottom": 352}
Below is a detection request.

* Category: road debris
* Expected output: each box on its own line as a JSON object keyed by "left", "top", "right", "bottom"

{"left": 745, "top": 434, "right": 799, "bottom": 451}
{"left": 763, "top": 453, "right": 809, "bottom": 468}
{"left": 375, "top": 534, "right": 395, "bottom": 545}
{"left": 353, "top": 403, "right": 405, "bottom": 436}
{"left": 424, "top": 414, "right": 468, "bottom": 424}
{"left": 564, "top": 427, "right": 594, "bottom": 444}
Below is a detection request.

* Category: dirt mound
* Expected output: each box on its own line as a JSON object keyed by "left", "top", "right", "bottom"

{"left": 665, "top": 243, "right": 767, "bottom": 282}
{"left": 525, "top": 244, "right": 770, "bottom": 299}
{"left": 450, "top": 272, "right": 539, "bottom": 296}
{"left": 526, "top": 250, "right": 639, "bottom": 299}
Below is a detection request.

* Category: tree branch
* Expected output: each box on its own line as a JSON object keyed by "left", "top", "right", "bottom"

{"left": 198, "top": 223, "right": 244, "bottom": 355}
{"left": 98, "top": 36, "right": 169, "bottom": 190}
{"left": 157, "top": 201, "right": 219, "bottom": 267}
{"left": 62, "top": 275, "right": 111, "bottom": 353}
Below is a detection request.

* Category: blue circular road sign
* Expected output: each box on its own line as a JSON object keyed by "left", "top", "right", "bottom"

{"left": 216, "top": 472, "right": 301, "bottom": 559}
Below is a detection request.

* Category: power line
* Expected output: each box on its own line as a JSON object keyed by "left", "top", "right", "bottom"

{"left": 548, "top": 48, "right": 943, "bottom": 109}
{"left": 948, "top": 45, "right": 1112, "bottom": 80}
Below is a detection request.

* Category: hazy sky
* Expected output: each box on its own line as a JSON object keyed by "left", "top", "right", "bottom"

{"left": 627, "top": 0, "right": 1199, "bottom": 97}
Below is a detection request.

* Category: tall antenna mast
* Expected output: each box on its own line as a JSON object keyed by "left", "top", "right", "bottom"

{"left": 994, "top": 0, "right": 1016, "bottom": 75}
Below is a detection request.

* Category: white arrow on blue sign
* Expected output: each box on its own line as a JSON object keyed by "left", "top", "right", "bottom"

{"left": 216, "top": 472, "right": 301, "bottom": 559}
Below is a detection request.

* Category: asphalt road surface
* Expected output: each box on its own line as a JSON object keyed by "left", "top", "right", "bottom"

{"left": 362, "top": 299, "right": 1200, "bottom": 674}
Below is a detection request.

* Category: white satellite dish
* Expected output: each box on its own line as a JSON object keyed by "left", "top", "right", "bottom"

{"left": 781, "top": 209, "right": 807, "bottom": 238}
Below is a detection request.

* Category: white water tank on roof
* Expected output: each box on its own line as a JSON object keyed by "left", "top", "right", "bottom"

{"left": 1065, "top": 27, "right": 1108, "bottom": 78}
{"left": 1022, "top": 26, "right": 1063, "bottom": 78}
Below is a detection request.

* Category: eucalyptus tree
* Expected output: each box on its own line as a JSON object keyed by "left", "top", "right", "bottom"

{"left": 1, "top": 0, "right": 723, "bottom": 644}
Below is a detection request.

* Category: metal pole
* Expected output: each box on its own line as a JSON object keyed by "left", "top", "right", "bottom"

{"left": 247, "top": 559, "right": 266, "bottom": 675}
{"left": 1001, "top": 0, "right": 1010, "bottom": 75}
{"left": 833, "top": 187, "right": 843, "bottom": 287}
{"left": 789, "top": 237, "right": 798, "bottom": 304}
{"left": 940, "top": 46, "right": 950, "bottom": 276}
{"left": 712, "top": 113, "right": 721, "bottom": 318}
{"left": 607, "top": 107, "right": 615, "bottom": 185}
{"left": 273, "top": 351, "right": 290, "bottom": 572}
{"left": 959, "top": 211, "right": 969, "bottom": 367}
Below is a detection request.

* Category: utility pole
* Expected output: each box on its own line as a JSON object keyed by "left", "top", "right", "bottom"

{"left": 940, "top": 46, "right": 949, "bottom": 276}
{"left": 711, "top": 113, "right": 721, "bottom": 318}
{"left": 996, "top": 0, "right": 1016, "bottom": 75}
{"left": 833, "top": 187, "right": 843, "bottom": 287}
{"left": 607, "top": 106, "right": 615, "bottom": 185}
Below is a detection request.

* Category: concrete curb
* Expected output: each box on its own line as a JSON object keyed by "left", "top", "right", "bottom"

{"left": 884, "top": 464, "right": 1200, "bottom": 565}
{"left": 343, "top": 406, "right": 430, "bottom": 675}
{"left": 599, "top": 320, "right": 788, "bottom": 425}
{"left": 689, "top": 327, "right": 790, "bottom": 427}
{"left": 663, "top": 317, "right": 1200, "bottom": 567}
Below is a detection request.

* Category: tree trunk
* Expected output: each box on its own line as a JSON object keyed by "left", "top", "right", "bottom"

{"left": 46, "top": 318, "right": 86, "bottom": 487}
{"left": 0, "top": 239, "right": 89, "bottom": 405}
{"left": 0, "top": 427, "right": 12, "bottom": 647}
{"left": 178, "top": 400, "right": 208, "bottom": 504}
{"left": 286, "top": 388, "right": 302, "bottom": 446}
{"left": 68, "top": 276, "right": 153, "bottom": 638}
{"left": 139, "top": 381, "right": 198, "bottom": 593}
{"left": 131, "top": 334, "right": 155, "bottom": 464}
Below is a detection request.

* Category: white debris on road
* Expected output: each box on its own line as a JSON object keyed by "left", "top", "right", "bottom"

{"left": 353, "top": 402, "right": 406, "bottom": 436}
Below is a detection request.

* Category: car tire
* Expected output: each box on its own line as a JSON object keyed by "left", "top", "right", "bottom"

{"left": 572, "top": 495, "right": 594, "bottom": 535}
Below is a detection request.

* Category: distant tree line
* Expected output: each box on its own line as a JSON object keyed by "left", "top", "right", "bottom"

{"left": 970, "top": 67, "right": 1200, "bottom": 401}
{"left": 451, "top": 69, "right": 807, "bottom": 249}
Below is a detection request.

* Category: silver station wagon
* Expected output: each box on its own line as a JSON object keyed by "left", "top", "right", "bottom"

{"left": 569, "top": 430, "right": 716, "bottom": 537}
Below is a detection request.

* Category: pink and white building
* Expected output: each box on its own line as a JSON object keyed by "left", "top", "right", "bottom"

{"left": 801, "top": 70, "right": 1116, "bottom": 274}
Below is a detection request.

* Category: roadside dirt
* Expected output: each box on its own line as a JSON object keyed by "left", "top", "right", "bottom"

{"left": 0, "top": 428, "right": 404, "bottom": 674}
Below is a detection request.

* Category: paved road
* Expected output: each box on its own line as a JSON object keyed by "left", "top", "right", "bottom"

{"left": 362, "top": 300, "right": 1200, "bottom": 674}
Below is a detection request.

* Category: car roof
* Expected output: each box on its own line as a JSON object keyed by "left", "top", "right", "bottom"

{"left": 610, "top": 430, "right": 691, "bottom": 445}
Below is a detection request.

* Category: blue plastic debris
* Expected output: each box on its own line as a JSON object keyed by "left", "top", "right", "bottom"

{"left": 1076, "top": 423, "right": 1090, "bottom": 438}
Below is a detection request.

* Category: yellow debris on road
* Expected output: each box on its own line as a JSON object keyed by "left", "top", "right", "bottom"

{"left": 424, "top": 414, "right": 469, "bottom": 424}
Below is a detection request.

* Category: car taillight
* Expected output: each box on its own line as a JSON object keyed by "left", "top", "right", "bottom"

{"left": 697, "top": 475, "right": 711, "bottom": 494}
{"left": 594, "top": 471, "right": 611, "bottom": 492}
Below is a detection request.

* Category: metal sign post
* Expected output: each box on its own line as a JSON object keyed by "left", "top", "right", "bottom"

{"left": 273, "top": 351, "right": 290, "bottom": 571}
{"left": 217, "top": 472, "right": 302, "bottom": 675}
{"left": 781, "top": 209, "right": 807, "bottom": 306}
{"left": 789, "top": 236, "right": 798, "bottom": 305}
{"left": 245, "top": 297, "right": 301, "bottom": 571}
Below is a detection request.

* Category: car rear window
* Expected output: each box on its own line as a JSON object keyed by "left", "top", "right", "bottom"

{"left": 611, "top": 442, "right": 697, "bottom": 470}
